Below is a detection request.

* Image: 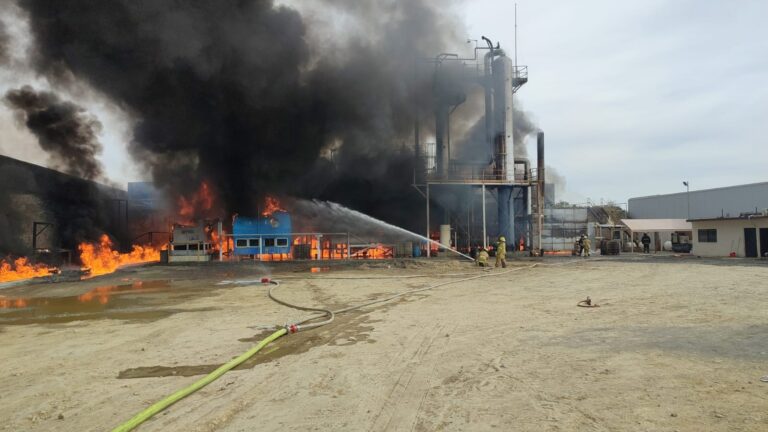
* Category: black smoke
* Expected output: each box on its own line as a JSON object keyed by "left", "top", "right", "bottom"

{"left": 3, "top": 85, "right": 104, "bottom": 181}
{"left": 18, "top": 0, "right": 464, "bottom": 231}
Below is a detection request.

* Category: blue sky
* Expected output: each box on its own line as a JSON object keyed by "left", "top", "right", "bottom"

{"left": 1, "top": 0, "right": 766, "bottom": 205}
{"left": 462, "top": 0, "right": 768, "bottom": 204}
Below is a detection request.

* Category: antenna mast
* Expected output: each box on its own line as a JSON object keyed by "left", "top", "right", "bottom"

{"left": 514, "top": 3, "right": 518, "bottom": 67}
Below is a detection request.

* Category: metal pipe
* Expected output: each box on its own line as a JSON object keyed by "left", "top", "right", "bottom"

{"left": 426, "top": 183, "right": 431, "bottom": 257}
{"left": 218, "top": 220, "right": 223, "bottom": 261}
{"left": 482, "top": 37, "right": 495, "bottom": 164}
{"left": 482, "top": 184, "right": 487, "bottom": 249}
{"left": 537, "top": 131, "right": 545, "bottom": 255}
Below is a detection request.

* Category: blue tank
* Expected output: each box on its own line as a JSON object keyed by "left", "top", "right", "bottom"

{"left": 232, "top": 212, "right": 292, "bottom": 256}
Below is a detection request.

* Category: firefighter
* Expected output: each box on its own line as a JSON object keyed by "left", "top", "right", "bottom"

{"left": 495, "top": 236, "right": 507, "bottom": 268}
{"left": 578, "top": 234, "right": 586, "bottom": 256}
{"left": 641, "top": 233, "right": 651, "bottom": 253}
{"left": 476, "top": 248, "right": 490, "bottom": 267}
{"left": 582, "top": 236, "right": 591, "bottom": 257}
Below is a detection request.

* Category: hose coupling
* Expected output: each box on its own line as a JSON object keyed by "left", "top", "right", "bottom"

{"left": 285, "top": 323, "right": 300, "bottom": 334}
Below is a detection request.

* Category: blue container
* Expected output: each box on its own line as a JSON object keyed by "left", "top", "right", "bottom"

{"left": 232, "top": 212, "right": 292, "bottom": 256}
{"left": 412, "top": 244, "right": 422, "bottom": 257}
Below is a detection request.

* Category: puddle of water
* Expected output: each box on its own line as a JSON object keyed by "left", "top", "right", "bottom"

{"left": 118, "top": 314, "right": 378, "bottom": 379}
{"left": 0, "top": 280, "right": 208, "bottom": 325}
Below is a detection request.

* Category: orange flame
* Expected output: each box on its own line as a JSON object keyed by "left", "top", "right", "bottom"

{"left": 351, "top": 244, "right": 392, "bottom": 260}
{"left": 262, "top": 196, "right": 285, "bottom": 217}
{"left": 79, "top": 234, "right": 161, "bottom": 277}
{"left": 0, "top": 257, "right": 55, "bottom": 283}
{"left": 177, "top": 181, "right": 215, "bottom": 224}
{"left": 519, "top": 236, "right": 525, "bottom": 251}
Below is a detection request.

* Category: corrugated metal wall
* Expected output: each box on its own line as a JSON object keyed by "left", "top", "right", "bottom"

{"left": 628, "top": 182, "right": 768, "bottom": 219}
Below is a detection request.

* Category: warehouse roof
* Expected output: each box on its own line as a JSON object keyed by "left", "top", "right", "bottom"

{"left": 620, "top": 219, "right": 692, "bottom": 232}
{"left": 687, "top": 215, "right": 768, "bottom": 222}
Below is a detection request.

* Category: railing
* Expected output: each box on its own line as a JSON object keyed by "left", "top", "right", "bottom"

{"left": 423, "top": 163, "right": 538, "bottom": 185}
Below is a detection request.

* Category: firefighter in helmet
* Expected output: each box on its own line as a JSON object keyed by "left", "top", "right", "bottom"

{"left": 476, "top": 247, "right": 490, "bottom": 267}
{"left": 495, "top": 236, "right": 507, "bottom": 268}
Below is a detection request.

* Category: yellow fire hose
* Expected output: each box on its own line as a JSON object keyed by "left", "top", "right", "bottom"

{"left": 112, "top": 265, "right": 540, "bottom": 431}
{"left": 111, "top": 327, "right": 287, "bottom": 432}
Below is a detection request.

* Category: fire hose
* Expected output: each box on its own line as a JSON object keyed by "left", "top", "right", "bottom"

{"left": 111, "top": 265, "right": 535, "bottom": 431}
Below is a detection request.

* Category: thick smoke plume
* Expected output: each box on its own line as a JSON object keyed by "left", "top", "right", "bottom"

{"left": 3, "top": 85, "right": 104, "bottom": 180}
{"left": 18, "top": 0, "right": 465, "bottom": 231}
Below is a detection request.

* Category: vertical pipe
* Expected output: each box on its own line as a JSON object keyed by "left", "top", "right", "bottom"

{"left": 467, "top": 200, "right": 471, "bottom": 250}
{"left": 537, "top": 132, "right": 545, "bottom": 254}
{"left": 426, "top": 184, "right": 431, "bottom": 257}
{"left": 218, "top": 220, "right": 223, "bottom": 261}
{"left": 435, "top": 105, "right": 449, "bottom": 176}
{"left": 347, "top": 233, "right": 351, "bottom": 260}
{"left": 481, "top": 184, "right": 487, "bottom": 249}
{"left": 482, "top": 40, "right": 495, "bottom": 162}
{"left": 493, "top": 56, "right": 515, "bottom": 180}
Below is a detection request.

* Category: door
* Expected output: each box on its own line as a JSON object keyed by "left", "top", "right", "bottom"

{"left": 744, "top": 228, "right": 758, "bottom": 258}
{"left": 760, "top": 228, "right": 768, "bottom": 258}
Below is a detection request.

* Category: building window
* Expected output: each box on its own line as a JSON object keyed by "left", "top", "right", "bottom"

{"left": 236, "top": 239, "right": 248, "bottom": 248}
{"left": 276, "top": 238, "right": 289, "bottom": 247}
{"left": 264, "top": 238, "right": 276, "bottom": 247}
{"left": 249, "top": 238, "right": 260, "bottom": 247}
{"left": 173, "top": 244, "right": 188, "bottom": 251}
{"left": 188, "top": 243, "right": 199, "bottom": 251}
{"left": 698, "top": 229, "right": 717, "bottom": 243}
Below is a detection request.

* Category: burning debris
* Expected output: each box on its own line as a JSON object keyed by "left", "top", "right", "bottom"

{"left": 1, "top": 234, "right": 161, "bottom": 284}
{"left": 78, "top": 234, "right": 161, "bottom": 277}
{"left": 0, "top": 257, "right": 56, "bottom": 283}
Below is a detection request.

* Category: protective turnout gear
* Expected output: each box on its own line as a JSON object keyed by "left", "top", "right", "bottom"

{"left": 641, "top": 233, "right": 651, "bottom": 254}
{"left": 477, "top": 249, "right": 490, "bottom": 267}
{"left": 495, "top": 237, "right": 507, "bottom": 268}
{"left": 582, "top": 237, "right": 591, "bottom": 257}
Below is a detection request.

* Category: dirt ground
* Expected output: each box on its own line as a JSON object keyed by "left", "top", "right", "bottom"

{"left": 1, "top": 256, "right": 766, "bottom": 431}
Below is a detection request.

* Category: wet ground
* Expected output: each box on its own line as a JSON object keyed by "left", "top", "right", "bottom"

{"left": 1, "top": 256, "right": 766, "bottom": 431}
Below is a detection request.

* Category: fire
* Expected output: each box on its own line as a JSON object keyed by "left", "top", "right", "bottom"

{"left": 519, "top": 236, "right": 525, "bottom": 251}
{"left": 79, "top": 234, "right": 161, "bottom": 277}
{"left": 0, "top": 257, "right": 55, "bottom": 283}
{"left": 177, "top": 181, "right": 215, "bottom": 224}
{"left": 262, "top": 196, "right": 285, "bottom": 217}
{"left": 351, "top": 244, "right": 393, "bottom": 260}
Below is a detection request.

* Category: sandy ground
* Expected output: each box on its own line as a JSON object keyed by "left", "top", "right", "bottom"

{"left": 1, "top": 256, "right": 767, "bottom": 431}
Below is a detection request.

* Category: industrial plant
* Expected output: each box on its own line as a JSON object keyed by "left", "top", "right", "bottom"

{"left": 1, "top": 1, "right": 766, "bottom": 432}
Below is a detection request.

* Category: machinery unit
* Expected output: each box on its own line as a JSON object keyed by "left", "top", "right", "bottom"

{"left": 415, "top": 35, "right": 543, "bottom": 256}
{"left": 168, "top": 221, "right": 217, "bottom": 262}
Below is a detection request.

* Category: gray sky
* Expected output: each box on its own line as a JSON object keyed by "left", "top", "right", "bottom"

{"left": 463, "top": 0, "right": 768, "bottom": 204}
{"left": 1, "top": 0, "right": 766, "bottom": 204}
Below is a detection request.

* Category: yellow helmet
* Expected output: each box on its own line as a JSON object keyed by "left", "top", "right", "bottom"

{"left": 499, "top": 236, "right": 506, "bottom": 242}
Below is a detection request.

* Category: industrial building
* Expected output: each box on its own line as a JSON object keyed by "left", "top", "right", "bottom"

{"left": 627, "top": 181, "right": 768, "bottom": 257}
{"left": 0, "top": 155, "right": 128, "bottom": 261}
{"left": 628, "top": 182, "right": 768, "bottom": 219}
{"left": 412, "top": 37, "right": 546, "bottom": 255}
{"left": 689, "top": 215, "right": 768, "bottom": 258}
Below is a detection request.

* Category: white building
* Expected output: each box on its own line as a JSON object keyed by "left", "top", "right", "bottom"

{"left": 629, "top": 182, "right": 768, "bottom": 219}
{"left": 690, "top": 215, "right": 768, "bottom": 258}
